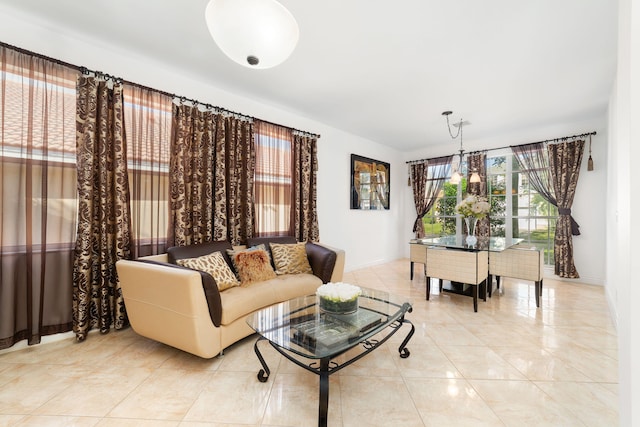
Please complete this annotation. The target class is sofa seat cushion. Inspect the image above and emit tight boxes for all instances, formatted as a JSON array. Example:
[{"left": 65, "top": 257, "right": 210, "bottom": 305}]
[{"left": 219, "top": 273, "right": 322, "bottom": 325}]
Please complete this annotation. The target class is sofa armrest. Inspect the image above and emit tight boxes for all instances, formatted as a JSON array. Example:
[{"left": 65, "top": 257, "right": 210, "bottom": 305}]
[
  {"left": 305, "top": 243, "right": 338, "bottom": 283},
  {"left": 119, "top": 259, "right": 223, "bottom": 327}
]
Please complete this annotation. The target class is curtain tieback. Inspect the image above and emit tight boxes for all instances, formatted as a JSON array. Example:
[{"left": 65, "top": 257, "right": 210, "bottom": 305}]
[{"left": 558, "top": 207, "right": 580, "bottom": 236}]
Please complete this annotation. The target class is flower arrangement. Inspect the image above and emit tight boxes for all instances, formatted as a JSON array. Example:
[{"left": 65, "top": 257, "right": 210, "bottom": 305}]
[
  {"left": 455, "top": 195, "right": 490, "bottom": 219},
  {"left": 316, "top": 282, "right": 362, "bottom": 314}
]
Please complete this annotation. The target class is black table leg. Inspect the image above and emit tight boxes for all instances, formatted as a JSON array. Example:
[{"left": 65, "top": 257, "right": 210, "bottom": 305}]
[
  {"left": 318, "top": 357, "right": 330, "bottom": 427},
  {"left": 398, "top": 319, "right": 414, "bottom": 358},
  {"left": 410, "top": 261, "right": 414, "bottom": 280},
  {"left": 254, "top": 337, "right": 270, "bottom": 382},
  {"left": 473, "top": 284, "right": 478, "bottom": 312}
]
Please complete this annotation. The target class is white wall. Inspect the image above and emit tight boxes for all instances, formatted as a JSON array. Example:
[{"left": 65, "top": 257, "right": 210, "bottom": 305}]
[
  {"left": 0, "top": 5, "right": 405, "bottom": 272},
  {"left": 609, "top": 0, "right": 640, "bottom": 424},
  {"left": 401, "top": 116, "right": 608, "bottom": 285}
]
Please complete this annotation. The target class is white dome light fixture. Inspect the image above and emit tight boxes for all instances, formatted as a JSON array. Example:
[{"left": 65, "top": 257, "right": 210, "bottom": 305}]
[{"left": 205, "top": 0, "right": 299, "bottom": 69}]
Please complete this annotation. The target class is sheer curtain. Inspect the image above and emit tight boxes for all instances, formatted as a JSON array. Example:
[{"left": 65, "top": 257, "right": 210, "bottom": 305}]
[
  {"left": 254, "top": 121, "right": 294, "bottom": 237},
  {"left": 0, "top": 46, "right": 79, "bottom": 349},
  {"left": 73, "top": 75, "right": 132, "bottom": 340},
  {"left": 123, "top": 86, "right": 172, "bottom": 257}
]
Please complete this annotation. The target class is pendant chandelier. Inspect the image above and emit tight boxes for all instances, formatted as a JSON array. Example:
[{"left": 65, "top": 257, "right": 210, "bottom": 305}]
[
  {"left": 442, "top": 111, "right": 480, "bottom": 184},
  {"left": 205, "top": 0, "right": 299, "bottom": 69}
]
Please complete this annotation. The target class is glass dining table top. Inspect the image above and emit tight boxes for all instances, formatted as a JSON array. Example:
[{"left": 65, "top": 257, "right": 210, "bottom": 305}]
[{"left": 411, "top": 235, "right": 524, "bottom": 252}]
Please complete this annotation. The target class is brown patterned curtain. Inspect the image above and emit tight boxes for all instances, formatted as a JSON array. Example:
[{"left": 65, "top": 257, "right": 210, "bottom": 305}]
[
  {"left": 222, "top": 115, "right": 255, "bottom": 245},
  {"left": 293, "top": 133, "right": 319, "bottom": 242},
  {"left": 411, "top": 161, "right": 429, "bottom": 237},
  {"left": 0, "top": 46, "right": 79, "bottom": 349},
  {"left": 168, "top": 104, "right": 215, "bottom": 246},
  {"left": 548, "top": 140, "right": 584, "bottom": 278},
  {"left": 73, "top": 76, "right": 132, "bottom": 340},
  {"left": 124, "top": 86, "right": 173, "bottom": 258},
  {"left": 466, "top": 152, "right": 489, "bottom": 237},
  {"left": 411, "top": 156, "right": 452, "bottom": 238}
]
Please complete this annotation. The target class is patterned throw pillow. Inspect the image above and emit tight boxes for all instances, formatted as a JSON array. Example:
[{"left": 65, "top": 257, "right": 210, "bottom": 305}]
[
  {"left": 270, "top": 242, "right": 313, "bottom": 275},
  {"left": 176, "top": 251, "right": 240, "bottom": 291},
  {"left": 233, "top": 249, "right": 276, "bottom": 286}
]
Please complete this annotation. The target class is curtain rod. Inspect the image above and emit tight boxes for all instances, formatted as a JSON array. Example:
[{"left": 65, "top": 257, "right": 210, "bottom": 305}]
[
  {"left": 406, "top": 131, "right": 596, "bottom": 165},
  {"left": 0, "top": 41, "right": 321, "bottom": 139}
]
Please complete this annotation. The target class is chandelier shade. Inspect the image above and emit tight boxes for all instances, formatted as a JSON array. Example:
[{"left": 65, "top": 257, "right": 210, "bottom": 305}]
[{"left": 205, "top": 0, "right": 299, "bottom": 69}]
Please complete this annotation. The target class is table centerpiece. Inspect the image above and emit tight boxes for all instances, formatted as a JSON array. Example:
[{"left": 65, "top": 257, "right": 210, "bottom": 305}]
[
  {"left": 316, "top": 282, "right": 362, "bottom": 314},
  {"left": 455, "top": 195, "right": 490, "bottom": 246}
]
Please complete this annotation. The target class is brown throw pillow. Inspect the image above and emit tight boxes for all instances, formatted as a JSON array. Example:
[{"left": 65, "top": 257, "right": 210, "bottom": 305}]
[
  {"left": 227, "top": 244, "right": 271, "bottom": 278},
  {"left": 233, "top": 249, "right": 276, "bottom": 286},
  {"left": 176, "top": 251, "right": 240, "bottom": 292},
  {"left": 270, "top": 242, "right": 313, "bottom": 275}
]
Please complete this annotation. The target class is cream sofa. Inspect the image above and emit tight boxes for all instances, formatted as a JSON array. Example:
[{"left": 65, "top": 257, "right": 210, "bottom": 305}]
[{"left": 116, "top": 237, "right": 345, "bottom": 358}]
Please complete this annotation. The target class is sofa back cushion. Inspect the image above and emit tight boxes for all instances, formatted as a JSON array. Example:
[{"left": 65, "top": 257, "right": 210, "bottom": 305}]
[
  {"left": 246, "top": 236, "right": 297, "bottom": 248},
  {"left": 168, "top": 240, "right": 234, "bottom": 267}
]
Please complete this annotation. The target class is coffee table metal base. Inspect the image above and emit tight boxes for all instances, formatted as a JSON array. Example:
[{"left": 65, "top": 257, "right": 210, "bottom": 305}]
[{"left": 253, "top": 316, "right": 415, "bottom": 427}]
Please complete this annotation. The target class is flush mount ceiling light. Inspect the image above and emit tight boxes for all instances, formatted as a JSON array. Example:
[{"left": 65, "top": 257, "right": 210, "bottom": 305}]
[
  {"left": 205, "top": 0, "right": 299, "bottom": 69},
  {"left": 442, "top": 111, "right": 479, "bottom": 184}
]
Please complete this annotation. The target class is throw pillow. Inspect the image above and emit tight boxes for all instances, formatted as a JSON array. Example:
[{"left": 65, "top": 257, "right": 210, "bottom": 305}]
[
  {"left": 270, "top": 242, "right": 313, "bottom": 275},
  {"left": 227, "top": 244, "right": 271, "bottom": 277},
  {"left": 176, "top": 251, "right": 240, "bottom": 292},
  {"left": 233, "top": 249, "right": 276, "bottom": 286}
]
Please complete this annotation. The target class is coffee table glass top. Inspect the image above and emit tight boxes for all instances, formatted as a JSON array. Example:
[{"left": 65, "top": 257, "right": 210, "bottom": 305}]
[
  {"left": 411, "top": 235, "right": 523, "bottom": 251},
  {"left": 246, "top": 287, "right": 412, "bottom": 359}
]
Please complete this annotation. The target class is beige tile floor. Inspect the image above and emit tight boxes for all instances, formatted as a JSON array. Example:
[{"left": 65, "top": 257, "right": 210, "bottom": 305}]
[{"left": 0, "top": 259, "right": 618, "bottom": 426}]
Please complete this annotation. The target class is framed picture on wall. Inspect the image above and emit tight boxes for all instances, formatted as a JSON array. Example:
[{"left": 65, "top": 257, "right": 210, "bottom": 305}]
[{"left": 350, "top": 154, "right": 390, "bottom": 210}]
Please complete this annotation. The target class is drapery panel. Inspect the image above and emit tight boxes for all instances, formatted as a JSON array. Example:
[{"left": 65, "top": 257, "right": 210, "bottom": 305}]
[
  {"left": 73, "top": 76, "right": 132, "bottom": 340},
  {"left": 169, "top": 105, "right": 255, "bottom": 247},
  {"left": 410, "top": 156, "right": 452, "bottom": 238},
  {"left": 168, "top": 104, "right": 215, "bottom": 246},
  {"left": 124, "top": 86, "right": 172, "bottom": 257},
  {"left": 410, "top": 162, "right": 428, "bottom": 237},
  {"left": 223, "top": 115, "right": 255, "bottom": 245},
  {"left": 0, "top": 46, "right": 79, "bottom": 349},
  {"left": 548, "top": 140, "right": 584, "bottom": 278},
  {"left": 466, "top": 152, "right": 490, "bottom": 237},
  {"left": 293, "top": 133, "right": 319, "bottom": 242}
]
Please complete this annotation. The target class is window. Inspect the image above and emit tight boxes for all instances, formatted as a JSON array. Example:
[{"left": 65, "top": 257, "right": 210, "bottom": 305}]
[
  {"left": 422, "top": 152, "right": 557, "bottom": 265},
  {"left": 254, "top": 122, "right": 293, "bottom": 236}
]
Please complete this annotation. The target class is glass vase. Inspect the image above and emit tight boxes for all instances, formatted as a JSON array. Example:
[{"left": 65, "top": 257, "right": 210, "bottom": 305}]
[{"left": 464, "top": 217, "right": 477, "bottom": 246}]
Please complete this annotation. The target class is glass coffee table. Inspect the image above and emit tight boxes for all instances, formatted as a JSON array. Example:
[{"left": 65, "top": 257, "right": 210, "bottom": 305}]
[{"left": 246, "top": 287, "right": 414, "bottom": 427}]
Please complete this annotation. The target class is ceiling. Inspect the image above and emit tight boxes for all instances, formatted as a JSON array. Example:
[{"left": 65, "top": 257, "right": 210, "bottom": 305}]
[{"left": 0, "top": 0, "right": 618, "bottom": 151}]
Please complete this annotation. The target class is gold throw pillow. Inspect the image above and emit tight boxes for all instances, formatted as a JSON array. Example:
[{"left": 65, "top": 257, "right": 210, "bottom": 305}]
[
  {"left": 270, "top": 242, "right": 313, "bottom": 275},
  {"left": 176, "top": 251, "right": 240, "bottom": 291}
]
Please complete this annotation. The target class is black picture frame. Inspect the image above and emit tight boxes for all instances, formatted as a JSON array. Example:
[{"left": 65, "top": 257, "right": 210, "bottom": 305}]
[{"left": 350, "top": 154, "right": 390, "bottom": 210}]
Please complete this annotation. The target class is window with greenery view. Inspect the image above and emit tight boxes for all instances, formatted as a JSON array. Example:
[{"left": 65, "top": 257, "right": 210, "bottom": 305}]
[{"left": 422, "top": 152, "right": 557, "bottom": 265}]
